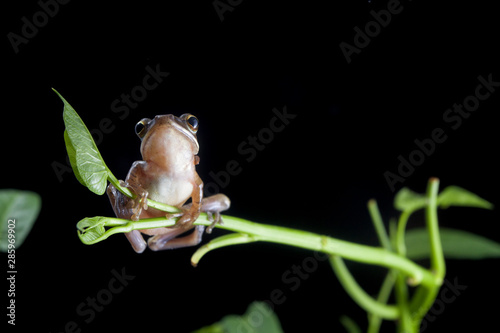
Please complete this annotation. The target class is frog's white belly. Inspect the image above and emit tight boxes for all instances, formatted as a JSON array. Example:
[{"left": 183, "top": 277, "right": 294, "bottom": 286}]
[{"left": 148, "top": 176, "right": 193, "bottom": 207}]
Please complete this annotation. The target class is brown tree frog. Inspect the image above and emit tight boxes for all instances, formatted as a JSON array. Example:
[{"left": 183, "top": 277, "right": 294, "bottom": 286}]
[{"left": 107, "top": 114, "right": 230, "bottom": 253}]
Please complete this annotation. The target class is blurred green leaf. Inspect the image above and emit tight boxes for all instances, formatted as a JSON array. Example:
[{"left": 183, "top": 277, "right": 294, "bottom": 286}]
[
  {"left": 0, "top": 190, "right": 41, "bottom": 251},
  {"left": 394, "top": 187, "right": 427, "bottom": 212},
  {"left": 406, "top": 227, "right": 500, "bottom": 260},
  {"left": 193, "top": 302, "right": 283, "bottom": 333},
  {"left": 192, "top": 324, "right": 224, "bottom": 333},
  {"left": 438, "top": 186, "right": 493, "bottom": 210},
  {"left": 395, "top": 185, "right": 493, "bottom": 213},
  {"left": 54, "top": 89, "right": 109, "bottom": 195}
]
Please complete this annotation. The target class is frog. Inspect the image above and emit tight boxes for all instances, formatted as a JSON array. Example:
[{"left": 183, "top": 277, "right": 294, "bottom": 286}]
[{"left": 107, "top": 113, "right": 230, "bottom": 253}]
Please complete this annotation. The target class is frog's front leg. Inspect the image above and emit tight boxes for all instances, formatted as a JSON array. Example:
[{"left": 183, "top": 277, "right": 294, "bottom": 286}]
[
  {"left": 119, "top": 161, "right": 150, "bottom": 221},
  {"left": 166, "top": 176, "right": 204, "bottom": 228}
]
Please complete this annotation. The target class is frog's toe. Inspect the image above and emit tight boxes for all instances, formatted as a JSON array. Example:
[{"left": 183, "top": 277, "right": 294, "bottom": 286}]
[
  {"left": 206, "top": 211, "right": 223, "bottom": 234},
  {"left": 164, "top": 212, "right": 184, "bottom": 228}
]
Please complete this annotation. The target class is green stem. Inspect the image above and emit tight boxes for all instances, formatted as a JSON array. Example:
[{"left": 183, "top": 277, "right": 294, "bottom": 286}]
[
  {"left": 367, "top": 199, "right": 395, "bottom": 332},
  {"left": 367, "top": 271, "right": 396, "bottom": 333},
  {"left": 225, "top": 216, "right": 437, "bottom": 286},
  {"left": 393, "top": 211, "right": 412, "bottom": 333},
  {"left": 340, "top": 315, "right": 362, "bottom": 333},
  {"left": 409, "top": 178, "right": 445, "bottom": 327},
  {"left": 78, "top": 213, "right": 438, "bottom": 288},
  {"left": 396, "top": 210, "right": 411, "bottom": 257},
  {"left": 368, "top": 199, "right": 391, "bottom": 251},
  {"left": 330, "top": 256, "right": 400, "bottom": 320},
  {"left": 191, "top": 233, "right": 258, "bottom": 266},
  {"left": 426, "top": 178, "right": 445, "bottom": 279},
  {"left": 394, "top": 274, "right": 413, "bottom": 333}
]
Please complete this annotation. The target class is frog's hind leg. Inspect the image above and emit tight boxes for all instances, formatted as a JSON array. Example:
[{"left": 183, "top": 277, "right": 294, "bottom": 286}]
[
  {"left": 148, "top": 194, "right": 230, "bottom": 251},
  {"left": 124, "top": 230, "right": 147, "bottom": 253},
  {"left": 148, "top": 225, "right": 205, "bottom": 251}
]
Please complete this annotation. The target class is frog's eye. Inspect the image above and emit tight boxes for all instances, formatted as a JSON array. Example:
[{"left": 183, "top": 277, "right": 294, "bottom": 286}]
[
  {"left": 182, "top": 114, "right": 199, "bottom": 133},
  {"left": 135, "top": 118, "right": 150, "bottom": 139}
]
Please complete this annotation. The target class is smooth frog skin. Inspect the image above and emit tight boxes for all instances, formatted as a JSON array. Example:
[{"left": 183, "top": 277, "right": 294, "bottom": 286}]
[{"left": 107, "top": 114, "right": 230, "bottom": 253}]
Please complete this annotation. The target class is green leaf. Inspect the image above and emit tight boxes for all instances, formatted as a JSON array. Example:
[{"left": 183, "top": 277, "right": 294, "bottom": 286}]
[
  {"left": 406, "top": 227, "right": 500, "bottom": 260},
  {"left": 54, "top": 89, "right": 109, "bottom": 195},
  {"left": 0, "top": 190, "right": 41, "bottom": 252},
  {"left": 394, "top": 187, "right": 427, "bottom": 212},
  {"left": 193, "top": 302, "right": 283, "bottom": 333},
  {"left": 64, "top": 130, "right": 85, "bottom": 186},
  {"left": 438, "top": 186, "right": 493, "bottom": 210},
  {"left": 77, "top": 216, "right": 108, "bottom": 244}
]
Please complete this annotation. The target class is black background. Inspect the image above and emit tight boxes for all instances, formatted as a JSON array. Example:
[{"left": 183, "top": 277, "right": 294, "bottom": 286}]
[{"left": 3, "top": 0, "right": 499, "bottom": 332}]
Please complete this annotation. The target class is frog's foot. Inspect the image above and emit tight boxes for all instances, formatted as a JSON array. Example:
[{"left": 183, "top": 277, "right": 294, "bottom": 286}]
[
  {"left": 167, "top": 208, "right": 199, "bottom": 230},
  {"left": 119, "top": 180, "right": 149, "bottom": 221},
  {"left": 198, "top": 194, "right": 230, "bottom": 233},
  {"left": 131, "top": 191, "right": 149, "bottom": 221},
  {"left": 164, "top": 211, "right": 184, "bottom": 224},
  {"left": 148, "top": 225, "right": 205, "bottom": 251},
  {"left": 206, "top": 211, "right": 223, "bottom": 234}
]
